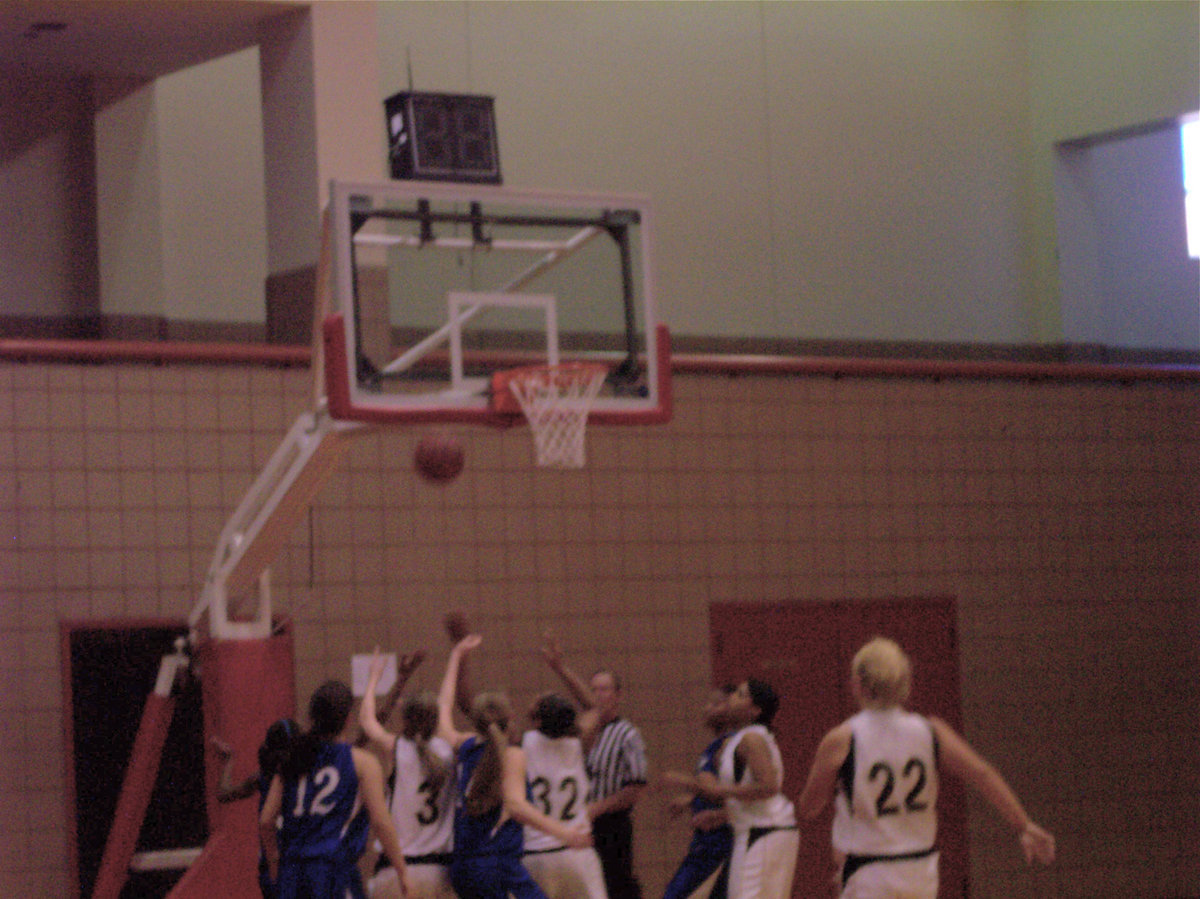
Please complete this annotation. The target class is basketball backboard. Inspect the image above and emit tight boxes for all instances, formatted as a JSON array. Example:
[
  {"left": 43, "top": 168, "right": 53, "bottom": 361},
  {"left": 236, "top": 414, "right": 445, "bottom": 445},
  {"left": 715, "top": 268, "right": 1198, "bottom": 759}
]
[{"left": 319, "top": 179, "right": 670, "bottom": 427}]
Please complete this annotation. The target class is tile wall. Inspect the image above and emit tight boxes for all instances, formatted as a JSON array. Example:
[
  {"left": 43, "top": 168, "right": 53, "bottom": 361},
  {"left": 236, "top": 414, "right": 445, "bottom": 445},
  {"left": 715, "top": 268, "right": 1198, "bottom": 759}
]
[{"left": 1, "top": 358, "right": 1197, "bottom": 897}]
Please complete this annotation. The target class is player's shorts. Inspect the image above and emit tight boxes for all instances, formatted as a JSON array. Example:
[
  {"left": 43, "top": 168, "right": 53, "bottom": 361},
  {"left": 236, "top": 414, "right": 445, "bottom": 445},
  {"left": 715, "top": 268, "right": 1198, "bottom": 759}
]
[
  {"left": 839, "top": 850, "right": 939, "bottom": 899},
  {"left": 450, "top": 851, "right": 547, "bottom": 899},
  {"left": 276, "top": 856, "right": 366, "bottom": 899},
  {"left": 368, "top": 860, "right": 456, "bottom": 899},
  {"left": 727, "top": 826, "right": 799, "bottom": 899},
  {"left": 662, "top": 828, "right": 732, "bottom": 899},
  {"left": 523, "top": 846, "right": 608, "bottom": 899}
]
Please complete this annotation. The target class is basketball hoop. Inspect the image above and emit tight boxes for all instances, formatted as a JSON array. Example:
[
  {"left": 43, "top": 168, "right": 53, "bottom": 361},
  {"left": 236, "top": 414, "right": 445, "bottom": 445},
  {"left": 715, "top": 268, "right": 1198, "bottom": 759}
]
[{"left": 492, "top": 362, "right": 608, "bottom": 468}]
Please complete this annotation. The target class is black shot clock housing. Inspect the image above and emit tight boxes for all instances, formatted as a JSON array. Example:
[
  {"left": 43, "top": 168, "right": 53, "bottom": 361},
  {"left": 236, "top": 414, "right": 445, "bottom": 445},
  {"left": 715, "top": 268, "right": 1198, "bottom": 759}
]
[{"left": 384, "top": 91, "right": 501, "bottom": 184}]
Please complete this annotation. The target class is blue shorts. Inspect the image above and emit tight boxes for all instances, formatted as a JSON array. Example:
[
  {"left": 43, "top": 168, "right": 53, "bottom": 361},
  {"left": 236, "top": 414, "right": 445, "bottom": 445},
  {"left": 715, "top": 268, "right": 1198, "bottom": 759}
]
[
  {"left": 276, "top": 856, "right": 366, "bottom": 899},
  {"left": 663, "top": 828, "right": 732, "bottom": 899},
  {"left": 450, "top": 852, "right": 547, "bottom": 899}
]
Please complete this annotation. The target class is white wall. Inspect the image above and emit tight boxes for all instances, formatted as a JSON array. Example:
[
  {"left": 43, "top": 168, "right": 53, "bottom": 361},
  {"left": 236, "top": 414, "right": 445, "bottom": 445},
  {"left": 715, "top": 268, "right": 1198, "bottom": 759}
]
[
  {"left": 156, "top": 47, "right": 267, "bottom": 326},
  {"left": 375, "top": 1, "right": 1198, "bottom": 349},
  {"left": 378, "top": 1, "right": 1031, "bottom": 344},
  {"left": 8, "top": 1, "right": 1199, "bottom": 350},
  {"left": 95, "top": 48, "right": 268, "bottom": 328}
]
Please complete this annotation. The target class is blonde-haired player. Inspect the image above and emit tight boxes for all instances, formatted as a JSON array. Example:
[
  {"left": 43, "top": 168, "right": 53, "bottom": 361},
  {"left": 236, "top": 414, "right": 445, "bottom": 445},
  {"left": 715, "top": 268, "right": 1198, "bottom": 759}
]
[{"left": 798, "top": 637, "right": 1056, "bottom": 899}]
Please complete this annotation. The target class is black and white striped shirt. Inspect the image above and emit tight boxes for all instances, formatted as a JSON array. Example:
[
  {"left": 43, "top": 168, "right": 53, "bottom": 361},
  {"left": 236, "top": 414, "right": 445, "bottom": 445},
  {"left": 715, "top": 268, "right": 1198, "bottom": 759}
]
[{"left": 585, "top": 717, "right": 648, "bottom": 803}]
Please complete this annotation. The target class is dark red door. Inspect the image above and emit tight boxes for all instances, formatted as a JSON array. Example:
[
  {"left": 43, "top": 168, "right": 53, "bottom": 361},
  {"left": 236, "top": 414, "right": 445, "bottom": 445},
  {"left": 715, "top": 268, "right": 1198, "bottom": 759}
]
[{"left": 709, "top": 596, "right": 967, "bottom": 898}]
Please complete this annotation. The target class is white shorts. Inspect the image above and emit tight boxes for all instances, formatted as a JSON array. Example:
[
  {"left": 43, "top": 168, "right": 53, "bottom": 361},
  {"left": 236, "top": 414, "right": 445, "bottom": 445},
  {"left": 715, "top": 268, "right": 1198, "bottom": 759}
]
[
  {"left": 523, "top": 847, "right": 609, "bottom": 899},
  {"left": 727, "top": 827, "right": 799, "bottom": 899},
  {"left": 840, "top": 852, "right": 939, "bottom": 899},
  {"left": 368, "top": 862, "right": 456, "bottom": 899}
]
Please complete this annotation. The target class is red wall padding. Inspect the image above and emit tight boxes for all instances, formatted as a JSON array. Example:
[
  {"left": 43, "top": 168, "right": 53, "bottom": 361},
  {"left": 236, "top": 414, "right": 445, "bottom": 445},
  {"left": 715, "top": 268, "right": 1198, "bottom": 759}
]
[{"left": 169, "top": 633, "right": 295, "bottom": 899}]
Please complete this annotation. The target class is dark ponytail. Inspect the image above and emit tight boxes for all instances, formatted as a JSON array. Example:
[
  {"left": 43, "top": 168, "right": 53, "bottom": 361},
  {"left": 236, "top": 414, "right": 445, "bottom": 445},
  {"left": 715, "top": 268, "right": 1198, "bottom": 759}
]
[
  {"left": 258, "top": 718, "right": 299, "bottom": 778},
  {"left": 282, "top": 680, "right": 353, "bottom": 780}
]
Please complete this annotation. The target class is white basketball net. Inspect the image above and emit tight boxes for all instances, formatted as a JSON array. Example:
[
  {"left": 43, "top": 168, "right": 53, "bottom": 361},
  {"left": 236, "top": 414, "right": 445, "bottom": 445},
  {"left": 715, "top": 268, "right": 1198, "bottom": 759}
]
[{"left": 505, "top": 363, "right": 608, "bottom": 468}]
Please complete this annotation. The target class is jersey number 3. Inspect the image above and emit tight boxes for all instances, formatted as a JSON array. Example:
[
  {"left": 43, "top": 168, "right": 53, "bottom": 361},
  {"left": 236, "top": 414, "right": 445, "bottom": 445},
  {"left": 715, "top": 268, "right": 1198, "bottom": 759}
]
[{"left": 416, "top": 779, "right": 442, "bottom": 825}]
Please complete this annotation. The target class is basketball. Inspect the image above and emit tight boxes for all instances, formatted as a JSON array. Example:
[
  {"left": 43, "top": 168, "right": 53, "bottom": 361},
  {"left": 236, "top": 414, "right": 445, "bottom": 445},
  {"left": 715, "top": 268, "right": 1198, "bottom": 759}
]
[
  {"left": 444, "top": 609, "right": 470, "bottom": 642},
  {"left": 414, "top": 431, "right": 465, "bottom": 483}
]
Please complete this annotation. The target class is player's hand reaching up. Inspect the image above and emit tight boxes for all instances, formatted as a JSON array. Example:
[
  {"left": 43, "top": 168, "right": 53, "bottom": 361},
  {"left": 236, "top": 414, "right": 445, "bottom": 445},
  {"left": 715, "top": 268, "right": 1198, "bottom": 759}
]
[
  {"left": 454, "top": 633, "right": 482, "bottom": 654},
  {"left": 366, "top": 646, "right": 388, "bottom": 688},
  {"left": 540, "top": 631, "right": 564, "bottom": 669},
  {"left": 398, "top": 650, "right": 425, "bottom": 679}
]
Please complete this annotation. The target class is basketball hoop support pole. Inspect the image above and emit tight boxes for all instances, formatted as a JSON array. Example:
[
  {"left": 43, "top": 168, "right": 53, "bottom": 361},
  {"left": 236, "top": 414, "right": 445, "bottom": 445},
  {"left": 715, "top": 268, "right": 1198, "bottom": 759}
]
[
  {"left": 90, "top": 643, "right": 189, "bottom": 899},
  {"left": 189, "top": 409, "right": 365, "bottom": 643}
]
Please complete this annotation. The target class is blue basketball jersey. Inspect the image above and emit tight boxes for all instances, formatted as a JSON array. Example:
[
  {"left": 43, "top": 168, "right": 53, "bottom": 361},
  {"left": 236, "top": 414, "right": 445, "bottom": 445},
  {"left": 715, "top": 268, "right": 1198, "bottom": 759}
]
[
  {"left": 692, "top": 733, "right": 728, "bottom": 816},
  {"left": 279, "top": 741, "right": 369, "bottom": 862},
  {"left": 454, "top": 736, "right": 523, "bottom": 858},
  {"left": 690, "top": 733, "right": 734, "bottom": 853}
]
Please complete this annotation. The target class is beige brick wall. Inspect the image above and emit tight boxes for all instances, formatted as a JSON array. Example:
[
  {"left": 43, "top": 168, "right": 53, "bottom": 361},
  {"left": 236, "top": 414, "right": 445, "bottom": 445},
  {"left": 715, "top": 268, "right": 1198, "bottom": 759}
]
[{"left": 1, "top": 359, "right": 1197, "bottom": 897}]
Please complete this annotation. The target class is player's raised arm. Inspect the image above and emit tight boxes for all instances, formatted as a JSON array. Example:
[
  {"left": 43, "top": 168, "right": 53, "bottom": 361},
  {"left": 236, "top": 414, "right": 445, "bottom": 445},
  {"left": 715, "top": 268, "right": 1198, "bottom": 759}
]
[
  {"left": 444, "top": 610, "right": 474, "bottom": 714},
  {"left": 211, "top": 736, "right": 259, "bottom": 803},
  {"left": 540, "top": 631, "right": 596, "bottom": 709},
  {"left": 359, "top": 647, "right": 399, "bottom": 752},
  {"left": 438, "top": 634, "right": 481, "bottom": 749}
]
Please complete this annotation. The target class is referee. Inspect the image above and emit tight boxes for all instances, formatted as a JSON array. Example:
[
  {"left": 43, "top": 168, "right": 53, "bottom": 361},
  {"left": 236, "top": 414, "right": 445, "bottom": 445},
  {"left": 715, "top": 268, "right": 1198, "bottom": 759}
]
[{"left": 542, "top": 636, "right": 649, "bottom": 899}]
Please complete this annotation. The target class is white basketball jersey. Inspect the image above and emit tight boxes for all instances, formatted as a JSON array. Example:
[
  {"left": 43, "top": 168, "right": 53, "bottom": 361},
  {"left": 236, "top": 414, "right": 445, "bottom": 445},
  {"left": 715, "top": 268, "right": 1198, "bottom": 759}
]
[
  {"left": 522, "top": 730, "right": 590, "bottom": 851},
  {"left": 832, "top": 708, "right": 939, "bottom": 858},
  {"left": 390, "top": 734, "right": 456, "bottom": 856},
  {"left": 719, "top": 724, "right": 797, "bottom": 830}
]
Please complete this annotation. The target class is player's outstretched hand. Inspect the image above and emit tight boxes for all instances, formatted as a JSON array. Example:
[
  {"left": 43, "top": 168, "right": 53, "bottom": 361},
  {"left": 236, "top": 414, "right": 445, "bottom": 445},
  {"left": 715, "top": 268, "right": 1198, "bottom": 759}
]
[
  {"left": 367, "top": 646, "right": 388, "bottom": 686},
  {"left": 210, "top": 736, "right": 233, "bottom": 759},
  {"left": 691, "top": 808, "right": 727, "bottom": 832},
  {"left": 661, "top": 770, "right": 700, "bottom": 793},
  {"left": 540, "top": 630, "right": 564, "bottom": 669},
  {"left": 666, "top": 792, "right": 690, "bottom": 817},
  {"left": 562, "top": 824, "right": 592, "bottom": 850},
  {"left": 454, "top": 633, "right": 482, "bottom": 654},
  {"left": 1020, "top": 822, "right": 1056, "bottom": 865},
  {"left": 398, "top": 650, "right": 426, "bottom": 679}
]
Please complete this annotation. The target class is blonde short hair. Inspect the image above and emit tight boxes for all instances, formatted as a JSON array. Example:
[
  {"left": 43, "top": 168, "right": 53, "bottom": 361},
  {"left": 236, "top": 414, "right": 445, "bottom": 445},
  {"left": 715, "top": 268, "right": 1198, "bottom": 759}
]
[{"left": 852, "top": 637, "right": 911, "bottom": 707}]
